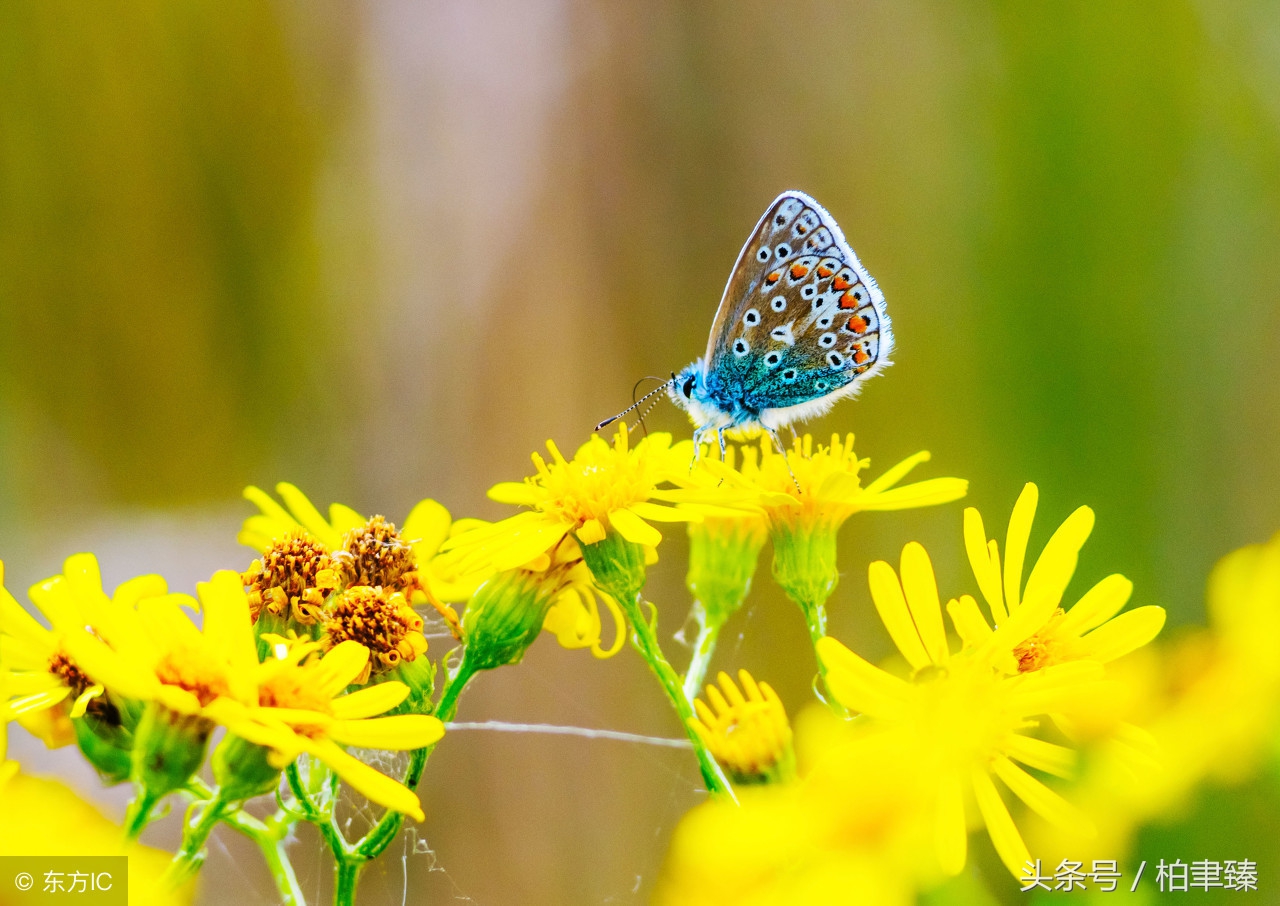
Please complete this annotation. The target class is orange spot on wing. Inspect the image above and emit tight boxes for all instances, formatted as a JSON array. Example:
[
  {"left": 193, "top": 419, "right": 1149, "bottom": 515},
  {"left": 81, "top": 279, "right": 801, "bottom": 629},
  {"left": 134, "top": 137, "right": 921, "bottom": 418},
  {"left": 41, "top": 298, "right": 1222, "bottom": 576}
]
[
  {"left": 789, "top": 264, "right": 810, "bottom": 279},
  {"left": 847, "top": 316, "right": 868, "bottom": 333},
  {"left": 766, "top": 270, "right": 782, "bottom": 285},
  {"left": 853, "top": 348, "right": 870, "bottom": 364},
  {"left": 832, "top": 276, "right": 851, "bottom": 291},
  {"left": 839, "top": 291, "right": 859, "bottom": 309},
  {"left": 816, "top": 265, "right": 833, "bottom": 278},
  {"left": 796, "top": 224, "right": 808, "bottom": 235}
]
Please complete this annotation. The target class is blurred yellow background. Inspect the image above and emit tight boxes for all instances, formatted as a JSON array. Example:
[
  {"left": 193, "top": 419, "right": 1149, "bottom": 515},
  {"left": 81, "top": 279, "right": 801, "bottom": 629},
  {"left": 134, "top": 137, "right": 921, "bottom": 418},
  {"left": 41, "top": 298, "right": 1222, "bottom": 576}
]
[{"left": 1, "top": 2, "right": 1278, "bottom": 903}]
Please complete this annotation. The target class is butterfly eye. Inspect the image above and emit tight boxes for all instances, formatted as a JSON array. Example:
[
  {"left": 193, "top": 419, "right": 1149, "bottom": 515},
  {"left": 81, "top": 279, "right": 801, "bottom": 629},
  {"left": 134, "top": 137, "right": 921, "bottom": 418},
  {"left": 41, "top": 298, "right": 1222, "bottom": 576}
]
[
  {"left": 775, "top": 244, "right": 790, "bottom": 259},
  {"left": 770, "top": 297, "right": 786, "bottom": 312},
  {"left": 733, "top": 339, "right": 750, "bottom": 357},
  {"left": 756, "top": 247, "right": 770, "bottom": 262},
  {"left": 682, "top": 375, "right": 696, "bottom": 398}
]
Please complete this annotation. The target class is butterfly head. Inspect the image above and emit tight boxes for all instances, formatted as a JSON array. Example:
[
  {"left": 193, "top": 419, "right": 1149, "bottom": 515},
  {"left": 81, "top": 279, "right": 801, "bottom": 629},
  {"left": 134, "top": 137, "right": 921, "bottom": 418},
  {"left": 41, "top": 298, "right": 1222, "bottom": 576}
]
[{"left": 668, "top": 359, "right": 735, "bottom": 433}]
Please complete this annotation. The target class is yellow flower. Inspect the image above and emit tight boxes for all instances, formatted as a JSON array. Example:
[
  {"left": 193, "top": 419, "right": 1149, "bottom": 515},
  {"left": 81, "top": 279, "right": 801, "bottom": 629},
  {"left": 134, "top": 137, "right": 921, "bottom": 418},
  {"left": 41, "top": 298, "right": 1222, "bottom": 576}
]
[
  {"left": 1027, "top": 529, "right": 1280, "bottom": 865},
  {"left": 655, "top": 728, "right": 924, "bottom": 906},
  {"left": 958, "top": 483, "right": 1166, "bottom": 674},
  {"left": 443, "top": 424, "right": 700, "bottom": 571},
  {"left": 240, "top": 482, "right": 477, "bottom": 633},
  {"left": 542, "top": 581, "right": 627, "bottom": 659},
  {"left": 210, "top": 637, "right": 444, "bottom": 821},
  {"left": 695, "top": 434, "right": 967, "bottom": 644},
  {"left": 816, "top": 540, "right": 1104, "bottom": 878},
  {"left": 699, "top": 433, "right": 967, "bottom": 531},
  {"left": 67, "top": 571, "right": 440, "bottom": 820},
  {"left": 0, "top": 555, "right": 167, "bottom": 744},
  {"left": 323, "top": 585, "right": 428, "bottom": 683},
  {"left": 689, "top": 670, "right": 794, "bottom": 785}
]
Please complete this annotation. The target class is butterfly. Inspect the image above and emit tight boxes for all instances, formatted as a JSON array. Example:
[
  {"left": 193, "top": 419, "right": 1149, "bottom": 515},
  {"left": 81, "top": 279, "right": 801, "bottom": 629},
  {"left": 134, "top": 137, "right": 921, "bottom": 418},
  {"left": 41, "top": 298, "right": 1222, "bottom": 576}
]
[{"left": 601, "top": 191, "right": 892, "bottom": 458}]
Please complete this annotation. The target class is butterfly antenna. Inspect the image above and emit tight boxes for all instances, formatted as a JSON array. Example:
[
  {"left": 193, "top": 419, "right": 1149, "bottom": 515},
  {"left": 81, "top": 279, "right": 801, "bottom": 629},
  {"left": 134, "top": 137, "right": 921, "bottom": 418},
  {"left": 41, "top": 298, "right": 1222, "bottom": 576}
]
[{"left": 596, "top": 376, "right": 676, "bottom": 432}]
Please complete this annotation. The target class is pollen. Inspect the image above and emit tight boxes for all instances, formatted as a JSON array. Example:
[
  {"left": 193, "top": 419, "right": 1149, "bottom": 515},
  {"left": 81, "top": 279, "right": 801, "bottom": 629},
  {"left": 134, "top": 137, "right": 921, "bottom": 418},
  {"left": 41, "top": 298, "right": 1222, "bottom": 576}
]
[
  {"left": 1012, "top": 608, "right": 1067, "bottom": 672},
  {"left": 49, "top": 650, "right": 121, "bottom": 725},
  {"left": 323, "top": 586, "right": 428, "bottom": 682},
  {"left": 243, "top": 531, "right": 337, "bottom": 624}
]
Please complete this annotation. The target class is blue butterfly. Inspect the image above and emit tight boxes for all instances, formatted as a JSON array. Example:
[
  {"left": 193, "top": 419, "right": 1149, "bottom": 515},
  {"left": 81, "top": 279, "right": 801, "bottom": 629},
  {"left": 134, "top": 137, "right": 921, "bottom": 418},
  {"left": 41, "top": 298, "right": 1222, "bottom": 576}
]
[{"left": 601, "top": 191, "right": 892, "bottom": 457}]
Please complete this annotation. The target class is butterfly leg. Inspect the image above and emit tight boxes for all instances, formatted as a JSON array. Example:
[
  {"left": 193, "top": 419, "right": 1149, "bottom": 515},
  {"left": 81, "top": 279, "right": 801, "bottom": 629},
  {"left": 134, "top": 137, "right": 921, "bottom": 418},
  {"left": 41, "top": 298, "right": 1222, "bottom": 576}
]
[
  {"left": 716, "top": 428, "right": 728, "bottom": 462},
  {"left": 690, "top": 428, "right": 706, "bottom": 468},
  {"left": 767, "top": 428, "right": 803, "bottom": 494}
]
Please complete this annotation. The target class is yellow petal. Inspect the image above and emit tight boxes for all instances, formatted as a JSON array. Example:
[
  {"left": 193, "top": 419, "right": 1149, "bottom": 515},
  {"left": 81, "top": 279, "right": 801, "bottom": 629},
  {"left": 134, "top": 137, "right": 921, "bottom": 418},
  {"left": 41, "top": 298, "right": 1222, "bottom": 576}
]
[
  {"left": 198, "top": 571, "right": 258, "bottom": 683},
  {"left": 862, "top": 450, "right": 931, "bottom": 494},
  {"left": 946, "top": 595, "right": 993, "bottom": 648},
  {"left": 1057, "top": 574, "right": 1133, "bottom": 636},
  {"left": 993, "top": 755, "right": 1095, "bottom": 837},
  {"left": 328, "top": 714, "right": 445, "bottom": 750},
  {"left": 1003, "top": 734, "right": 1076, "bottom": 778},
  {"left": 627, "top": 501, "right": 701, "bottom": 523},
  {"left": 1007, "top": 661, "right": 1105, "bottom": 715},
  {"left": 27, "top": 577, "right": 87, "bottom": 636},
  {"left": 275, "top": 482, "right": 341, "bottom": 549},
  {"left": 330, "top": 682, "right": 410, "bottom": 720},
  {"left": 868, "top": 561, "right": 930, "bottom": 670},
  {"left": 1003, "top": 483, "right": 1039, "bottom": 612},
  {"left": 63, "top": 632, "right": 160, "bottom": 701},
  {"left": 242, "top": 485, "right": 302, "bottom": 536},
  {"left": 328, "top": 503, "right": 367, "bottom": 535},
  {"left": 401, "top": 498, "right": 452, "bottom": 559},
  {"left": 971, "top": 767, "right": 1031, "bottom": 878},
  {"left": 0, "top": 584, "right": 54, "bottom": 651},
  {"left": 1022, "top": 506, "right": 1094, "bottom": 612},
  {"left": 935, "top": 768, "right": 967, "bottom": 875},
  {"left": 6, "top": 687, "right": 72, "bottom": 717},
  {"left": 964, "top": 508, "right": 1006, "bottom": 624},
  {"left": 900, "top": 543, "right": 948, "bottom": 665},
  {"left": 576, "top": 518, "right": 607, "bottom": 546},
  {"left": 608, "top": 508, "right": 663, "bottom": 547},
  {"left": 856, "top": 478, "right": 968, "bottom": 511},
  {"left": 1076, "top": 606, "right": 1166, "bottom": 662},
  {"left": 815, "top": 636, "right": 910, "bottom": 717},
  {"left": 111, "top": 574, "right": 169, "bottom": 609},
  {"left": 314, "top": 641, "right": 371, "bottom": 697},
  {"left": 487, "top": 482, "right": 539, "bottom": 506},
  {"left": 488, "top": 518, "right": 573, "bottom": 570},
  {"left": 304, "top": 737, "right": 424, "bottom": 821}
]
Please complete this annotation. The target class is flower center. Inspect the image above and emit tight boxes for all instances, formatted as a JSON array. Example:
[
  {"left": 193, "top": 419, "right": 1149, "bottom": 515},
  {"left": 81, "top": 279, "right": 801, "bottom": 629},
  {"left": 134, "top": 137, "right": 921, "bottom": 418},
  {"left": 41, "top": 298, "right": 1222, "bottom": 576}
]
[
  {"left": 1012, "top": 608, "right": 1067, "bottom": 673},
  {"left": 244, "top": 531, "right": 337, "bottom": 623},
  {"left": 323, "top": 586, "right": 427, "bottom": 678},
  {"left": 154, "top": 647, "right": 233, "bottom": 707},
  {"left": 335, "top": 517, "right": 417, "bottom": 591}
]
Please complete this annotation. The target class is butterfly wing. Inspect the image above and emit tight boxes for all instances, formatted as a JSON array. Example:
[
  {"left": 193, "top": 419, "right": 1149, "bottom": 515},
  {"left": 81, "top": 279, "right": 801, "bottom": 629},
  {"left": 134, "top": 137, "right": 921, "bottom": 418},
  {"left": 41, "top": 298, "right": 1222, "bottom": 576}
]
[{"left": 703, "top": 190, "right": 893, "bottom": 423}]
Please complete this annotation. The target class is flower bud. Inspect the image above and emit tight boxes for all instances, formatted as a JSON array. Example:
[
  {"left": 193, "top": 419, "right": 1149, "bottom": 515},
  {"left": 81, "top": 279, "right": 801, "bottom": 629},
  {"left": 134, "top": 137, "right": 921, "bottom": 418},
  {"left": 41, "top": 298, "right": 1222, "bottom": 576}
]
[{"left": 462, "top": 569, "right": 561, "bottom": 672}]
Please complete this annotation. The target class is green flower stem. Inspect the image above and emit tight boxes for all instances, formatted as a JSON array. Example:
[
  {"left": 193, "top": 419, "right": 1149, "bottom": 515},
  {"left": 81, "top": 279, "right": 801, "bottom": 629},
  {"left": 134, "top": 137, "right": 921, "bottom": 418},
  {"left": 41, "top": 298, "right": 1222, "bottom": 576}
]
[
  {"left": 335, "top": 860, "right": 362, "bottom": 906},
  {"left": 770, "top": 519, "right": 847, "bottom": 713},
  {"left": 222, "top": 809, "right": 307, "bottom": 906},
  {"left": 163, "top": 792, "right": 233, "bottom": 888},
  {"left": 616, "top": 591, "right": 733, "bottom": 797},
  {"left": 681, "top": 610, "right": 720, "bottom": 703},
  {"left": 122, "top": 788, "right": 164, "bottom": 842}
]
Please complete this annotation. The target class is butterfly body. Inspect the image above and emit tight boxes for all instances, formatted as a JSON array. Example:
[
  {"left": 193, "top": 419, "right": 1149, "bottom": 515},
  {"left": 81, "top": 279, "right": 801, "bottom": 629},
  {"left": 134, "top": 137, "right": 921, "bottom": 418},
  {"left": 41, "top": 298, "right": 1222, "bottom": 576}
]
[{"left": 670, "top": 190, "right": 893, "bottom": 452}]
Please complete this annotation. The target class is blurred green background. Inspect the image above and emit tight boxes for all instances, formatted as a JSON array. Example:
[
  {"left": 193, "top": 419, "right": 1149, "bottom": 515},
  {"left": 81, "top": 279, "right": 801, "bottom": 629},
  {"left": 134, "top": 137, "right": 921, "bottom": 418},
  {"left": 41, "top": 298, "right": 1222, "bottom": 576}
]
[{"left": 1, "top": 2, "right": 1278, "bottom": 903}]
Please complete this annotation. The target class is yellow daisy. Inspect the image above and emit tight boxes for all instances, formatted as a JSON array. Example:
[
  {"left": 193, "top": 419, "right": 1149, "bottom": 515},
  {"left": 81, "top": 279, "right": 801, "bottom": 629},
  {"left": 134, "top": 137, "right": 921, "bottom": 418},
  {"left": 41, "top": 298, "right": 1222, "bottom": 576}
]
[
  {"left": 0, "top": 554, "right": 166, "bottom": 745},
  {"left": 689, "top": 670, "right": 795, "bottom": 785},
  {"left": 694, "top": 434, "right": 966, "bottom": 645},
  {"left": 816, "top": 540, "right": 1104, "bottom": 877},
  {"left": 240, "top": 482, "right": 479, "bottom": 633},
  {"left": 957, "top": 483, "right": 1166, "bottom": 674},
  {"left": 442, "top": 423, "right": 701, "bottom": 572},
  {"left": 66, "top": 570, "right": 441, "bottom": 821}
]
